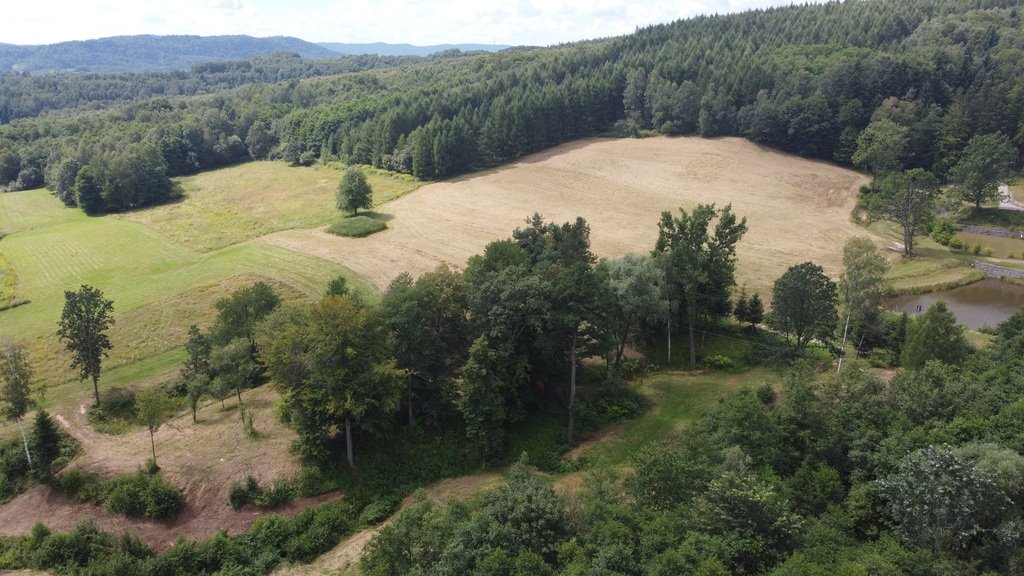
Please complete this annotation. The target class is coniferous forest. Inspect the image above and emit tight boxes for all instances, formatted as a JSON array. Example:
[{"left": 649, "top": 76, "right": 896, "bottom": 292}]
[{"left": 2, "top": 0, "right": 1024, "bottom": 211}]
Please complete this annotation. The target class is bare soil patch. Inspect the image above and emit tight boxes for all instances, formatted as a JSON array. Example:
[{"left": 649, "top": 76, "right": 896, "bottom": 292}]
[
  {"left": 260, "top": 137, "right": 871, "bottom": 295},
  {"left": 0, "top": 386, "right": 325, "bottom": 551}
]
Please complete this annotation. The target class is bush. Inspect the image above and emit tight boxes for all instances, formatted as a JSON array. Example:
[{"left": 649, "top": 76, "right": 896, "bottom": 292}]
[
  {"left": 930, "top": 218, "right": 956, "bottom": 246},
  {"left": 702, "top": 354, "right": 735, "bottom": 370},
  {"left": 51, "top": 470, "right": 183, "bottom": 521},
  {"left": 228, "top": 475, "right": 297, "bottom": 510},
  {"left": 326, "top": 216, "right": 387, "bottom": 238},
  {"left": 357, "top": 495, "right": 399, "bottom": 527},
  {"left": 106, "top": 472, "right": 183, "bottom": 521}
]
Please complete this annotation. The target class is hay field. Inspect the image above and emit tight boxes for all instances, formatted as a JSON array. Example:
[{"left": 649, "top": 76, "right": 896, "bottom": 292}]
[
  {"left": 263, "top": 137, "right": 873, "bottom": 294},
  {"left": 121, "top": 161, "right": 420, "bottom": 252}
]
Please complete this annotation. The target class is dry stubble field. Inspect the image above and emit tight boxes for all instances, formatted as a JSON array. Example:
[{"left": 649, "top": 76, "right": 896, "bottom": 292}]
[{"left": 263, "top": 136, "right": 873, "bottom": 295}]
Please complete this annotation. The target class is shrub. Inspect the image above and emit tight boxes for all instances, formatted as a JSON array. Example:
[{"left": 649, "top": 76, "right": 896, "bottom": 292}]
[
  {"left": 228, "top": 475, "right": 296, "bottom": 510},
  {"left": 948, "top": 237, "right": 964, "bottom": 251},
  {"left": 326, "top": 216, "right": 387, "bottom": 238},
  {"left": 53, "top": 470, "right": 183, "bottom": 521},
  {"left": 358, "top": 495, "right": 399, "bottom": 527},
  {"left": 702, "top": 354, "right": 735, "bottom": 370},
  {"left": 930, "top": 218, "right": 956, "bottom": 246}
]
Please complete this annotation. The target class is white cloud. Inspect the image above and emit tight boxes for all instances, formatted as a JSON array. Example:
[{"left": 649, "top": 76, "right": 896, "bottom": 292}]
[{"left": 2, "top": 0, "right": 826, "bottom": 46}]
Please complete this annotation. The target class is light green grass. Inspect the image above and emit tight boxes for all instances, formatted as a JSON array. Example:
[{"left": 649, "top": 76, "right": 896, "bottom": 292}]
[
  {"left": 121, "top": 161, "right": 420, "bottom": 252},
  {"left": 0, "top": 188, "right": 85, "bottom": 234},
  {"left": 583, "top": 370, "right": 777, "bottom": 466},
  {"left": 0, "top": 188, "right": 376, "bottom": 390},
  {"left": 327, "top": 215, "right": 387, "bottom": 238}
]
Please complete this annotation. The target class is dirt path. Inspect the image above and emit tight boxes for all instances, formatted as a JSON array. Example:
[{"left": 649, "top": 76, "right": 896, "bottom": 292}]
[
  {"left": 273, "top": 473, "right": 504, "bottom": 576},
  {"left": 0, "top": 386, "right": 330, "bottom": 551}
]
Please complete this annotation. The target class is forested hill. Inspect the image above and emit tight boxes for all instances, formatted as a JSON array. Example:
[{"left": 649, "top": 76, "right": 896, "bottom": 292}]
[
  {"left": 3, "top": 0, "right": 1024, "bottom": 214},
  {"left": 0, "top": 35, "right": 338, "bottom": 73},
  {"left": 318, "top": 42, "right": 513, "bottom": 56}
]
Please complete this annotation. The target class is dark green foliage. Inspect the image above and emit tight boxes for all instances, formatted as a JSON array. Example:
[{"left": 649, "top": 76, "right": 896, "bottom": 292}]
[
  {"left": 628, "top": 437, "right": 716, "bottom": 510},
  {"left": 880, "top": 445, "right": 1013, "bottom": 554},
  {"left": 950, "top": 132, "right": 1017, "bottom": 209},
  {"left": 336, "top": 168, "right": 373, "bottom": 215},
  {"left": 4, "top": 0, "right": 1019, "bottom": 226},
  {"left": 381, "top": 264, "right": 470, "bottom": 424},
  {"left": 690, "top": 472, "right": 803, "bottom": 574},
  {"left": 0, "top": 414, "right": 75, "bottom": 502},
  {"left": 769, "top": 262, "right": 838, "bottom": 350},
  {"left": 211, "top": 281, "right": 280, "bottom": 348},
  {"left": 901, "top": 301, "right": 970, "bottom": 368},
  {"left": 228, "top": 475, "right": 297, "bottom": 510},
  {"left": 259, "top": 294, "right": 403, "bottom": 466},
  {"left": 654, "top": 204, "right": 748, "bottom": 367},
  {"left": 30, "top": 410, "right": 66, "bottom": 479},
  {"left": 50, "top": 470, "right": 184, "bottom": 521},
  {"left": 73, "top": 166, "right": 105, "bottom": 216},
  {"left": 867, "top": 168, "right": 939, "bottom": 257},
  {"left": 325, "top": 215, "right": 387, "bottom": 237},
  {"left": 57, "top": 284, "right": 115, "bottom": 406}
]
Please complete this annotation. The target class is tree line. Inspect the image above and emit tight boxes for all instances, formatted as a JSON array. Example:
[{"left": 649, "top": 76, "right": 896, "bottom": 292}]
[{"left": 2, "top": 0, "right": 1023, "bottom": 215}]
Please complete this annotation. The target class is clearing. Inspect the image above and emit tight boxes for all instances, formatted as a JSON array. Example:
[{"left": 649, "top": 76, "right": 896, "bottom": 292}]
[
  {"left": 261, "top": 137, "right": 873, "bottom": 294},
  {"left": 121, "top": 162, "right": 420, "bottom": 252},
  {"left": 0, "top": 385, "right": 329, "bottom": 551}
]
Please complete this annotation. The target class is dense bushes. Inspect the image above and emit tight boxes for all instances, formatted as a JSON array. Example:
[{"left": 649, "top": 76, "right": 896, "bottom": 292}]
[
  {"left": 0, "top": 411, "right": 76, "bottom": 502},
  {"left": 228, "top": 475, "right": 297, "bottom": 510},
  {"left": 0, "top": 497, "right": 359, "bottom": 575},
  {"left": 50, "top": 470, "right": 184, "bottom": 521}
]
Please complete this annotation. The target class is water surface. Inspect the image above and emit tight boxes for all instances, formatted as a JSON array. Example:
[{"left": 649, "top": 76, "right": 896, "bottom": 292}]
[{"left": 889, "top": 278, "right": 1024, "bottom": 330}]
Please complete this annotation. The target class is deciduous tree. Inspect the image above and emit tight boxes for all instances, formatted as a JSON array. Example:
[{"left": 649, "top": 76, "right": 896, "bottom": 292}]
[
  {"left": 867, "top": 168, "right": 938, "bottom": 257},
  {"left": 0, "top": 342, "right": 35, "bottom": 466},
  {"left": 211, "top": 281, "right": 280, "bottom": 349},
  {"left": 769, "top": 262, "right": 838, "bottom": 350},
  {"left": 606, "top": 253, "right": 667, "bottom": 372},
  {"left": 337, "top": 168, "right": 373, "bottom": 215},
  {"left": 840, "top": 237, "right": 888, "bottom": 351},
  {"left": 880, "top": 445, "right": 1012, "bottom": 554},
  {"left": 852, "top": 119, "right": 907, "bottom": 185},
  {"left": 654, "top": 204, "right": 747, "bottom": 367},
  {"left": 135, "top": 386, "right": 174, "bottom": 469},
  {"left": 950, "top": 132, "right": 1016, "bottom": 210},
  {"left": 57, "top": 285, "right": 114, "bottom": 406},
  {"left": 901, "top": 301, "right": 970, "bottom": 368}
]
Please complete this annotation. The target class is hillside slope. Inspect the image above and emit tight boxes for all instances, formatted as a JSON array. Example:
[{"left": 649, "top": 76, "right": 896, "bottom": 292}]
[{"left": 0, "top": 35, "right": 337, "bottom": 73}]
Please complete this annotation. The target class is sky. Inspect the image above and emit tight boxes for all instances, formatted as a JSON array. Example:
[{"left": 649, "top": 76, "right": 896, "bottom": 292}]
[{"left": 5, "top": 0, "right": 825, "bottom": 47}]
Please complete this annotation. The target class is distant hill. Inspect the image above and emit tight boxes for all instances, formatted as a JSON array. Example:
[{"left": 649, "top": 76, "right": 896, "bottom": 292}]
[
  {"left": 0, "top": 35, "right": 339, "bottom": 73},
  {"left": 318, "top": 42, "right": 511, "bottom": 56}
]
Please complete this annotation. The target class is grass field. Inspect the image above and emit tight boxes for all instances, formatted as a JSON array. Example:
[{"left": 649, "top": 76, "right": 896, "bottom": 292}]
[
  {"left": 0, "top": 187, "right": 373, "bottom": 388},
  {"left": 121, "top": 162, "right": 420, "bottom": 252},
  {"left": 261, "top": 137, "right": 874, "bottom": 295}
]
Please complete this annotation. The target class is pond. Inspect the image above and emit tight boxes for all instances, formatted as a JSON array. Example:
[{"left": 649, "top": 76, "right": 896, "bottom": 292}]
[{"left": 889, "top": 278, "right": 1024, "bottom": 330}]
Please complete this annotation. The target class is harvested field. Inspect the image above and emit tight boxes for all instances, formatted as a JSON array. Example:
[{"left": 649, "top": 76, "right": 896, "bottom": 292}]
[{"left": 261, "top": 137, "right": 873, "bottom": 295}]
